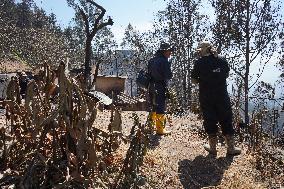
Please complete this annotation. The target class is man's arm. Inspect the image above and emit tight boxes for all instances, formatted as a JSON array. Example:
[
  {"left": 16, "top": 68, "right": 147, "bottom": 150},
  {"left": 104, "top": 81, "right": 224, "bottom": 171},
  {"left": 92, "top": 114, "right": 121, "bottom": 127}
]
[
  {"left": 191, "top": 61, "right": 200, "bottom": 84},
  {"left": 162, "top": 59, "right": 173, "bottom": 80},
  {"left": 219, "top": 56, "right": 230, "bottom": 78}
]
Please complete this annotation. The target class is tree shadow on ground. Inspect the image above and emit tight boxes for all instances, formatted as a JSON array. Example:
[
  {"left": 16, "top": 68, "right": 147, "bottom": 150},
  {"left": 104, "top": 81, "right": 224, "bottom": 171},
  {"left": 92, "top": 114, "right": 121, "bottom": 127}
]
[
  {"left": 148, "top": 134, "right": 162, "bottom": 149},
  {"left": 178, "top": 155, "right": 234, "bottom": 189}
]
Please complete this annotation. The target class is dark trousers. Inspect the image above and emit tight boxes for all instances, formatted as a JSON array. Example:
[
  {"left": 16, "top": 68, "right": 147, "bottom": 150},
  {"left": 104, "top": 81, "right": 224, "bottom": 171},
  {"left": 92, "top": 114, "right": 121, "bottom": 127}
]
[
  {"left": 148, "top": 82, "right": 167, "bottom": 114},
  {"left": 200, "top": 91, "right": 234, "bottom": 136}
]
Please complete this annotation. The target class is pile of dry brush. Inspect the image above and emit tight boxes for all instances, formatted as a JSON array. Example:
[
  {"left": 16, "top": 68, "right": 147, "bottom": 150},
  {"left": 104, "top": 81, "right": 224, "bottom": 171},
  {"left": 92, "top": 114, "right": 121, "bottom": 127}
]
[{"left": 0, "top": 63, "right": 151, "bottom": 188}]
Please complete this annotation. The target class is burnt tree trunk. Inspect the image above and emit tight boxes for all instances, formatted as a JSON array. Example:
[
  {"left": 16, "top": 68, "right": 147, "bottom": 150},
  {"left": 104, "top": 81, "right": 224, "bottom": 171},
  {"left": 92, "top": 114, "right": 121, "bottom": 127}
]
[
  {"left": 84, "top": 37, "right": 92, "bottom": 87},
  {"left": 244, "top": 0, "right": 250, "bottom": 129},
  {"left": 78, "top": 0, "right": 113, "bottom": 89}
]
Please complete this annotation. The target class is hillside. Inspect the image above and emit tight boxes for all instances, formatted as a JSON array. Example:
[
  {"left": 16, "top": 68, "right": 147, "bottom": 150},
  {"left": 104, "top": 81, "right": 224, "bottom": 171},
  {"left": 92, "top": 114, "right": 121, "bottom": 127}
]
[{"left": 93, "top": 111, "right": 283, "bottom": 189}]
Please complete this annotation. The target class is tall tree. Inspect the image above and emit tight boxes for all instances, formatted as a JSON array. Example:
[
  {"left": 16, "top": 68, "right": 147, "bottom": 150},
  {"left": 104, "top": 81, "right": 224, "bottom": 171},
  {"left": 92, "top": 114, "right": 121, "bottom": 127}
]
[
  {"left": 277, "top": 38, "right": 284, "bottom": 98},
  {"left": 0, "top": 0, "right": 70, "bottom": 67},
  {"left": 16, "top": 0, "right": 34, "bottom": 28},
  {"left": 0, "top": 0, "right": 17, "bottom": 23},
  {"left": 0, "top": 0, "right": 17, "bottom": 57},
  {"left": 92, "top": 27, "right": 117, "bottom": 82},
  {"left": 67, "top": 0, "right": 113, "bottom": 88},
  {"left": 121, "top": 24, "right": 154, "bottom": 95},
  {"left": 211, "top": 0, "right": 283, "bottom": 126},
  {"left": 121, "top": 24, "right": 153, "bottom": 64}
]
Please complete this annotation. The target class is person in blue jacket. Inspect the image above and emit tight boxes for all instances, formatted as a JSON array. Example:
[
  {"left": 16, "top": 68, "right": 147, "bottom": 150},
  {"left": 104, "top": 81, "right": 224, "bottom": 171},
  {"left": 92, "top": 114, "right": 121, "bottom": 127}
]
[
  {"left": 191, "top": 41, "right": 241, "bottom": 155},
  {"left": 148, "top": 42, "right": 173, "bottom": 135}
]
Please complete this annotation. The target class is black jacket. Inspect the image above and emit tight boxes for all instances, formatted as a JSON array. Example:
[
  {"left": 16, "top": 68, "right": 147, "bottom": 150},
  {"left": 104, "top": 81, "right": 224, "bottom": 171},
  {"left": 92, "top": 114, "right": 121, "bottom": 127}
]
[
  {"left": 191, "top": 55, "right": 229, "bottom": 95},
  {"left": 148, "top": 52, "right": 172, "bottom": 84}
]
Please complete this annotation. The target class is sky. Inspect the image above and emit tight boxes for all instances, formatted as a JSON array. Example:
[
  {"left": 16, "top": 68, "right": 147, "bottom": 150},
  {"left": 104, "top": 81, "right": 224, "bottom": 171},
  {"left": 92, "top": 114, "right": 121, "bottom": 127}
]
[
  {"left": 32, "top": 0, "right": 167, "bottom": 44},
  {"left": 22, "top": 0, "right": 283, "bottom": 90}
]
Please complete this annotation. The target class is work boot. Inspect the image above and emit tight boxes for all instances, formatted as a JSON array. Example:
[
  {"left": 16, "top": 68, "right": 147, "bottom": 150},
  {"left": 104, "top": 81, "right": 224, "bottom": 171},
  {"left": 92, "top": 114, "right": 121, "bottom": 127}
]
[
  {"left": 149, "top": 112, "right": 156, "bottom": 128},
  {"left": 156, "top": 114, "right": 171, "bottom": 135},
  {"left": 225, "top": 135, "right": 241, "bottom": 156},
  {"left": 204, "top": 135, "right": 217, "bottom": 155}
]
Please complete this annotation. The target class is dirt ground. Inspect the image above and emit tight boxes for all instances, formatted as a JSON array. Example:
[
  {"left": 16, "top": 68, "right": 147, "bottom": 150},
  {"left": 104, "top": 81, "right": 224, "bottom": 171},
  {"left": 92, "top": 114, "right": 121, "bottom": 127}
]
[{"left": 94, "top": 110, "right": 276, "bottom": 189}]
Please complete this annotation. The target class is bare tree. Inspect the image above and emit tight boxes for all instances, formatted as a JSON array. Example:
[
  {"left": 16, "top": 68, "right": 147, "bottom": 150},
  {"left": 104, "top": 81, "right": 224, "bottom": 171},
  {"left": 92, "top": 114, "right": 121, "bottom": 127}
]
[
  {"left": 121, "top": 24, "right": 155, "bottom": 95},
  {"left": 67, "top": 0, "right": 113, "bottom": 88},
  {"left": 277, "top": 39, "right": 284, "bottom": 98},
  {"left": 211, "top": 0, "right": 283, "bottom": 126}
]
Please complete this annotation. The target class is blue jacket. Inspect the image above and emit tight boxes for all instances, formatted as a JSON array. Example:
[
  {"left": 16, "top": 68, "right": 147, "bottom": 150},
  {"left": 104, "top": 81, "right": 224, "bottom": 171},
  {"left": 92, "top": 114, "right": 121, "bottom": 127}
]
[{"left": 148, "top": 52, "right": 173, "bottom": 84}]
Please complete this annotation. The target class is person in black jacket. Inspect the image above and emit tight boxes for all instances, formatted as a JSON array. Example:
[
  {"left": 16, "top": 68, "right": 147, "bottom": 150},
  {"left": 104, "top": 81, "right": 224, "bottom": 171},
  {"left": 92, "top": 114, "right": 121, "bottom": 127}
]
[
  {"left": 18, "top": 72, "right": 29, "bottom": 100},
  {"left": 191, "top": 41, "right": 241, "bottom": 155},
  {"left": 148, "top": 42, "right": 173, "bottom": 135}
]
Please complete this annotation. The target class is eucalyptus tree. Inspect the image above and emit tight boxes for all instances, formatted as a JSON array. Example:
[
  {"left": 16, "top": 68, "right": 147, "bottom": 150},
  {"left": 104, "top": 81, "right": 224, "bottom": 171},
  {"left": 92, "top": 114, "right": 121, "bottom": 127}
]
[
  {"left": 211, "top": 0, "right": 283, "bottom": 126},
  {"left": 92, "top": 27, "right": 117, "bottom": 83},
  {"left": 121, "top": 24, "right": 153, "bottom": 66},
  {"left": 0, "top": 0, "right": 16, "bottom": 57},
  {"left": 15, "top": 0, "right": 34, "bottom": 28},
  {"left": 32, "top": 7, "right": 50, "bottom": 29},
  {"left": 251, "top": 81, "right": 275, "bottom": 111},
  {"left": 121, "top": 24, "right": 154, "bottom": 95},
  {"left": 153, "top": 0, "right": 209, "bottom": 109},
  {"left": 277, "top": 38, "right": 284, "bottom": 94},
  {"left": 67, "top": 0, "right": 113, "bottom": 88},
  {"left": 24, "top": 28, "right": 69, "bottom": 66},
  {"left": 0, "top": 0, "right": 70, "bottom": 67},
  {"left": 0, "top": 0, "right": 17, "bottom": 23},
  {"left": 63, "top": 25, "right": 85, "bottom": 70},
  {"left": 33, "top": 6, "right": 60, "bottom": 32}
]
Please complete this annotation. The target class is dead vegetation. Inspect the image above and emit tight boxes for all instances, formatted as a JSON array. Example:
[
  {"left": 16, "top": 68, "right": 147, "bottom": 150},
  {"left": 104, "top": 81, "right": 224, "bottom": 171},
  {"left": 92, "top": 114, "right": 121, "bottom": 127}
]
[{"left": 0, "top": 63, "right": 152, "bottom": 188}]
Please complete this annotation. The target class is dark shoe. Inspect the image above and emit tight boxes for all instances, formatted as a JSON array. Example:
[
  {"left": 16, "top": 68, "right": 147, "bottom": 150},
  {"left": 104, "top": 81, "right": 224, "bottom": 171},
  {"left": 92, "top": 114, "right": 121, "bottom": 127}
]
[
  {"left": 225, "top": 135, "right": 241, "bottom": 156},
  {"left": 204, "top": 135, "right": 217, "bottom": 155}
]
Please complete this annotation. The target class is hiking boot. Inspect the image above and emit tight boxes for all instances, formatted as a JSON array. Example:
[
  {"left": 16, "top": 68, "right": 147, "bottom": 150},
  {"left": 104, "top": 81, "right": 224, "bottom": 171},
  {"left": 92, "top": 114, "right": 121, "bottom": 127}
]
[
  {"left": 225, "top": 135, "right": 241, "bottom": 156},
  {"left": 149, "top": 112, "right": 156, "bottom": 128},
  {"left": 204, "top": 135, "right": 217, "bottom": 155},
  {"left": 156, "top": 114, "right": 171, "bottom": 135}
]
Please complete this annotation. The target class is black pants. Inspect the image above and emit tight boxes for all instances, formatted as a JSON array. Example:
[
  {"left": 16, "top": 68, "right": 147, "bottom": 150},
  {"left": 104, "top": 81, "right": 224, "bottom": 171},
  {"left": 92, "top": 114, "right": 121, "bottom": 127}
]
[
  {"left": 148, "top": 82, "right": 167, "bottom": 114},
  {"left": 199, "top": 91, "right": 234, "bottom": 136}
]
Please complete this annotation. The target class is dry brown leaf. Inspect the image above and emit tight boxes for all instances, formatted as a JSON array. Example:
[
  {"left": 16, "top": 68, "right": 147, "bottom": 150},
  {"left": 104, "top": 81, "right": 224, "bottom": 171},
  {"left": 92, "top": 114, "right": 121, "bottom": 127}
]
[{"left": 67, "top": 152, "right": 78, "bottom": 167}]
